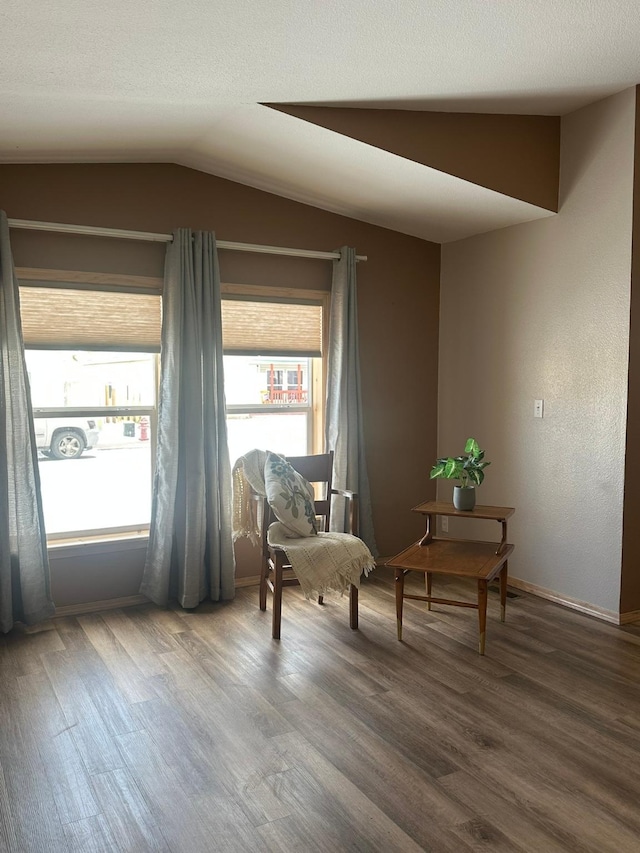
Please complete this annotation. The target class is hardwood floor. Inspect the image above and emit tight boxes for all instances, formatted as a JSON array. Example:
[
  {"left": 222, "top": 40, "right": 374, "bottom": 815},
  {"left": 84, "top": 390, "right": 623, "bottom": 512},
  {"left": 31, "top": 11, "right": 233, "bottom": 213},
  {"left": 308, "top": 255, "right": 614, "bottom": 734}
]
[{"left": 2, "top": 569, "right": 640, "bottom": 852}]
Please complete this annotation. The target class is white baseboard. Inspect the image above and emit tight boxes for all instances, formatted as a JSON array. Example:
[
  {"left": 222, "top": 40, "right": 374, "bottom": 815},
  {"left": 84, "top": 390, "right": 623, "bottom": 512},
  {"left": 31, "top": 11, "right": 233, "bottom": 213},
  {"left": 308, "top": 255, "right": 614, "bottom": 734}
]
[{"left": 507, "top": 576, "right": 620, "bottom": 624}]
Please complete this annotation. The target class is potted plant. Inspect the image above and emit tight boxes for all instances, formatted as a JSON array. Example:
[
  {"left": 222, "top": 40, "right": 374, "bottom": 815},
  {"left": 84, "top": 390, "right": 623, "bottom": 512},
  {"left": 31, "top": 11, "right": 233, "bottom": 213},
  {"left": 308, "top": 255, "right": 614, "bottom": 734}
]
[{"left": 430, "top": 438, "right": 490, "bottom": 511}]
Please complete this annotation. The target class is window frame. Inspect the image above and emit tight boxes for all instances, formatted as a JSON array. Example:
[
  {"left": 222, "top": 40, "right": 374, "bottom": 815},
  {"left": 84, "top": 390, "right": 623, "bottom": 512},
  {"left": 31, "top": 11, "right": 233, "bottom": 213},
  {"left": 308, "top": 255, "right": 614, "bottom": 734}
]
[
  {"left": 18, "top": 267, "right": 162, "bottom": 544},
  {"left": 221, "top": 282, "right": 329, "bottom": 457}
]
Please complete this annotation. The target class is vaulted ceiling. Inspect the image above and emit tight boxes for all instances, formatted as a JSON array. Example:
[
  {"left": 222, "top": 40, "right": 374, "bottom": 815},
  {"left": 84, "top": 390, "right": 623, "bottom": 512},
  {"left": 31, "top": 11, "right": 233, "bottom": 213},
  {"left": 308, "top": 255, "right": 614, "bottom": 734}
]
[{"left": 3, "top": 1, "right": 640, "bottom": 241}]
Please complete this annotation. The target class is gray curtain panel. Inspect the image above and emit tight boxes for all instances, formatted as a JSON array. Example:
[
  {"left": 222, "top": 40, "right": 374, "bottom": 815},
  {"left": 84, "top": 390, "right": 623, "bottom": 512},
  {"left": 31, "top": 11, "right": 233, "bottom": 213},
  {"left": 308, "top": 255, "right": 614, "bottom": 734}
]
[
  {"left": 325, "top": 247, "right": 378, "bottom": 557},
  {"left": 141, "top": 229, "right": 235, "bottom": 608},
  {"left": 0, "top": 211, "right": 55, "bottom": 633}
]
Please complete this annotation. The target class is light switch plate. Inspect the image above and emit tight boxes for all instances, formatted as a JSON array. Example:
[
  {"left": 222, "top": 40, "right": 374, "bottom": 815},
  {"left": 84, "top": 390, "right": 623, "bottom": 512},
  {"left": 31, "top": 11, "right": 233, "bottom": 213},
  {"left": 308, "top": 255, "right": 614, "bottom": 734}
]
[{"left": 534, "top": 399, "right": 544, "bottom": 418}]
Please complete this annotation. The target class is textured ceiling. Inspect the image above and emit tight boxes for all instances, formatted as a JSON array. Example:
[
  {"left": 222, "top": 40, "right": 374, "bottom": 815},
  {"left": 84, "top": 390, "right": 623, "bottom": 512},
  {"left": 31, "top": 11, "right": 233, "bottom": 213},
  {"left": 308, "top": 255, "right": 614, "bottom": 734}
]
[{"left": 2, "top": 1, "right": 640, "bottom": 241}]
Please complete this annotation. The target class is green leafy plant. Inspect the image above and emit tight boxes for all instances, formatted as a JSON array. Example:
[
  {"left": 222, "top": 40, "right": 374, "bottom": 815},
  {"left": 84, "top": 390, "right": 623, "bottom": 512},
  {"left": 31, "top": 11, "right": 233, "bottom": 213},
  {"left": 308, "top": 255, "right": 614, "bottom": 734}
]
[{"left": 430, "top": 438, "right": 490, "bottom": 488}]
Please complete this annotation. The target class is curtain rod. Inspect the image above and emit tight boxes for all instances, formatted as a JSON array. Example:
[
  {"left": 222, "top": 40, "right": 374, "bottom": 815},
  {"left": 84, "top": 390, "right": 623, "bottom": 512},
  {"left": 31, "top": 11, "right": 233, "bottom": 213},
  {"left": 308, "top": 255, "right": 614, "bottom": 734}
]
[{"left": 7, "top": 218, "right": 367, "bottom": 262}]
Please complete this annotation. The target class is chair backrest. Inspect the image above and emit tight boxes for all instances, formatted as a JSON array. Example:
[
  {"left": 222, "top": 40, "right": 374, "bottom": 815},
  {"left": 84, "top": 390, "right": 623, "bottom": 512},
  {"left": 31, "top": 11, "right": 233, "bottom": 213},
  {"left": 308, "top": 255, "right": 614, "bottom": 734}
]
[{"left": 285, "top": 451, "right": 334, "bottom": 532}]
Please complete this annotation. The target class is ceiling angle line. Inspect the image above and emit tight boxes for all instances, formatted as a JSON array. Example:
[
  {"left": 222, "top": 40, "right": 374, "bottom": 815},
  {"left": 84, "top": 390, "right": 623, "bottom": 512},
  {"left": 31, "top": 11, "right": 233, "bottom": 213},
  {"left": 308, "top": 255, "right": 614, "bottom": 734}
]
[{"left": 7, "top": 218, "right": 367, "bottom": 262}]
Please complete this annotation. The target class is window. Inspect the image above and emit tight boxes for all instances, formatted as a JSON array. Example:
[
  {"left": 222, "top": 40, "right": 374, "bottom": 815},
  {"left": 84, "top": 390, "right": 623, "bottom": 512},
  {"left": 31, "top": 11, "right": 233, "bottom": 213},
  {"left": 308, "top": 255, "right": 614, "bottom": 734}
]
[
  {"left": 286, "top": 369, "right": 302, "bottom": 390},
  {"left": 18, "top": 268, "right": 161, "bottom": 540},
  {"left": 221, "top": 284, "right": 328, "bottom": 465},
  {"left": 16, "top": 271, "right": 327, "bottom": 537},
  {"left": 267, "top": 368, "right": 284, "bottom": 390}
]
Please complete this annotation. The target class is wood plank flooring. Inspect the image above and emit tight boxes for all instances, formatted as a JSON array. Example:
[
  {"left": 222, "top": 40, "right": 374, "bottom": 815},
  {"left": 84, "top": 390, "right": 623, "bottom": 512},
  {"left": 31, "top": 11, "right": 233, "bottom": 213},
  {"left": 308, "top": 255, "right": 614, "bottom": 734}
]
[{"left": 2, "top": 569, "right": 640, "bottom": 851}]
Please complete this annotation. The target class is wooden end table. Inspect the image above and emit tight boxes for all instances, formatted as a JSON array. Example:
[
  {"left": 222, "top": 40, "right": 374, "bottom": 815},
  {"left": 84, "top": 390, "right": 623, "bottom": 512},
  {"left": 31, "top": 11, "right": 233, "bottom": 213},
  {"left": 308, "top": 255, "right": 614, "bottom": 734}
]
[{"left": 386, "top": 502, "right": 515, "bottom": 654}]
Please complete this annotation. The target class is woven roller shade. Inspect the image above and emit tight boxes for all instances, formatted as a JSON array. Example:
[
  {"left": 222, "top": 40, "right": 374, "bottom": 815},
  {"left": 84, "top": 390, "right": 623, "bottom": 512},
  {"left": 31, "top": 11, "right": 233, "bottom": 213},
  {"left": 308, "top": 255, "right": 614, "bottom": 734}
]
[
  {"left": 19, "top": 287, "right": 161, "bottom": 351},
  {"left": 222, "top": 299, "right": 322, "bottom": 356}
]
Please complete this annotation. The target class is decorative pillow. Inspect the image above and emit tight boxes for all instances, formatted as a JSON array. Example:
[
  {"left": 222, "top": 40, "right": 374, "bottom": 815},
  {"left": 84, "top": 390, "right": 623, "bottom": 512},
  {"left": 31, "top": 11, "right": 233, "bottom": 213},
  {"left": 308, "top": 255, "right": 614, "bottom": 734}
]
[{"left": 264, "top": 451, "right": 317, "bottom": 538}]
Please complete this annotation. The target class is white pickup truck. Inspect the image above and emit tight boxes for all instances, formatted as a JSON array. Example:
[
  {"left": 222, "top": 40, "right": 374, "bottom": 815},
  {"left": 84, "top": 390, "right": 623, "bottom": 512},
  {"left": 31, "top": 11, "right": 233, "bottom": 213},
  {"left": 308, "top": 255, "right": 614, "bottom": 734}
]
[{"left": 34, "top": 418, "right": 99, "bottom": 460}]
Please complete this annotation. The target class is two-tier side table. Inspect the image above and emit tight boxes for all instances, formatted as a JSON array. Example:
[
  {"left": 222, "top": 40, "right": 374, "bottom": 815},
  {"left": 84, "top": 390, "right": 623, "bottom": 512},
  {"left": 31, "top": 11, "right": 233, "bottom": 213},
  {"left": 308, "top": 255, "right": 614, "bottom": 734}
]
[{"left": 386, "top": 501, "right": 515, "bottom": 654}]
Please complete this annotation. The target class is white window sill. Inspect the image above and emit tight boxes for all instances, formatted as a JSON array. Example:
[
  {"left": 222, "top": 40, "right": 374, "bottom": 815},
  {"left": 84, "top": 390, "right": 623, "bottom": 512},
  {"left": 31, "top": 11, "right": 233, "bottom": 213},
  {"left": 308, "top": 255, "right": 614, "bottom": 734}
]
[{"left": 47, "top": 531, "right": 149, "bottom": 558}]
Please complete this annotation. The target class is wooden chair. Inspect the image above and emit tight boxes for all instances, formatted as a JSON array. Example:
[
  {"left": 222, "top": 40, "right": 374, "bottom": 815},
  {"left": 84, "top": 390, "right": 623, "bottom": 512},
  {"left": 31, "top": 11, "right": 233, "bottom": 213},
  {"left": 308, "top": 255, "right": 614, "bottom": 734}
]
[{"left": 257, "top": 451, "right": 360, "bottom": 639}]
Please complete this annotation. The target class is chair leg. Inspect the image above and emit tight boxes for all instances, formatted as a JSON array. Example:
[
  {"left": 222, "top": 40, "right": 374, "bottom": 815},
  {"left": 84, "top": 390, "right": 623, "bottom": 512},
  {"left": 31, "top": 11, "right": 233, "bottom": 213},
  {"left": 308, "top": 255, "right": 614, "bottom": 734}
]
[
  {"left": 272, "top": 557, "right": 283, "bottom": 640},
  {"left": 349, "top": 584, "right": 358, "bottom": 629},
  {"left": 259, "top": 555, "right": 269, "bottom": 612}
]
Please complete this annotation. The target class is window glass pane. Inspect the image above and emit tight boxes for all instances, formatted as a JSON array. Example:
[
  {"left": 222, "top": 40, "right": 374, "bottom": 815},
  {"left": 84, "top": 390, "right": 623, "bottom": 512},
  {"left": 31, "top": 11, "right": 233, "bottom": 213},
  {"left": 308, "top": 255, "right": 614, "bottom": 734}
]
[
  {"left": 227, "top": 412, "right": 308, "bottom": 467},
  {"left": 26, "top": 351, "right": 156, "bottom": 409},
  {"left": 224, "top": 355, "right": 310, "bottom": 406},
  {"left": 224, "top": 354, "right": 312, "bottom": 464},
  {"left": 38, "top": 426, "right": 152, "bottom": 534},
  {"left": 26, "top": 350, "right": 156, "bottom": 537}
]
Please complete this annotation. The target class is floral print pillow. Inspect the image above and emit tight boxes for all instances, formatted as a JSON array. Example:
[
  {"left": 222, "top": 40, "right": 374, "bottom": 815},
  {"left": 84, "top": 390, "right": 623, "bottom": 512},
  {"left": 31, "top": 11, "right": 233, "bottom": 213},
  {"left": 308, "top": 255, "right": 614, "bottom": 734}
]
[{"left": 264, "top": 451, "right": 318, "bottom": 538}]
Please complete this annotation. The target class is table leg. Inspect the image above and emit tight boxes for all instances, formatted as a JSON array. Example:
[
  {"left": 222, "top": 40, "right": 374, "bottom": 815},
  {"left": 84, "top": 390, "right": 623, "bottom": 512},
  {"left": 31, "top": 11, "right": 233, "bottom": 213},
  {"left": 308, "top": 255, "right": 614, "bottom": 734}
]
[
  {"left": 425, "top": 572, "right": 432, "bottom": 610},
  {"left": 419, "top": 513, "right": 434, "bottom": 545},
  {"left": 500, "top": 562, "right": 508, "bottom": 623},
  {"left": 478, "top": 579, "right": 488, "bottom": 655},
  {"left": 395, "top": 568, "right": 405, "bottom": 641}
]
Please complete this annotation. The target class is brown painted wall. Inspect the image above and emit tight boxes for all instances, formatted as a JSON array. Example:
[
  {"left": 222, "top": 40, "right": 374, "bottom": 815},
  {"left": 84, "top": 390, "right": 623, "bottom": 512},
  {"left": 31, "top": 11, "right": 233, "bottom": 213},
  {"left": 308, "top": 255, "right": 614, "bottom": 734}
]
[
  {"left": 621, "top": 86, "right": 640, "bottom": 616},
  {"left": 1, "top": 163, "right": 439, "bottom": 600},
  {"left": 270, "top": 105, "right": 560, "bottom": 211}
]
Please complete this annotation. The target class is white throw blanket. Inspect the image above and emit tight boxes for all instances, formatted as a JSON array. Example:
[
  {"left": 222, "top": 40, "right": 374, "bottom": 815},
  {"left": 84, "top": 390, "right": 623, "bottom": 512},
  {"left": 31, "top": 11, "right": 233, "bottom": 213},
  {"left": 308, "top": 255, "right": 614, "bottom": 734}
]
[
  {"left": 232, "top": 449, "right": 375, "bottom": 598},
  {"left": 232, "top": 449, "right": 268, "bottom": 547},
  {"left": 267, "top": 522, "right": 374, "bottom": 598}
]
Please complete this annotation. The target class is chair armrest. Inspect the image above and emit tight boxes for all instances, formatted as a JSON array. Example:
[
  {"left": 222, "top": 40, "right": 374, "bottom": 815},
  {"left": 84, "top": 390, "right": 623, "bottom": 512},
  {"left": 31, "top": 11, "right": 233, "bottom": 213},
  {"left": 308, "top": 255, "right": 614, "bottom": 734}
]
[
  {"left": 330, "top": 488, "right": 359, "bottom": 536},
  {"left": 332, "top": 488, "right": 358, "bottom": 500}
]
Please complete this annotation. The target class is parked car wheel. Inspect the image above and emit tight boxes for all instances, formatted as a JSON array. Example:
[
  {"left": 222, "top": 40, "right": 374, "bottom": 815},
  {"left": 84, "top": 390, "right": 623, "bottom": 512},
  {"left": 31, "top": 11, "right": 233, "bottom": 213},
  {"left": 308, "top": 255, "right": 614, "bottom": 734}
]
[{"left": 49, "top": 429, "right": 86, "bottom": 460}]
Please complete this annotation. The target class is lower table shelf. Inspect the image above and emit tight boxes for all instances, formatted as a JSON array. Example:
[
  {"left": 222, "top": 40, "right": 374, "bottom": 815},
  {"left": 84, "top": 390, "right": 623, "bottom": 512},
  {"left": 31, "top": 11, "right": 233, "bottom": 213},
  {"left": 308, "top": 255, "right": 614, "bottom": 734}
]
[{"left": 386, "top": 537, "right": 514, "bottom": 654}]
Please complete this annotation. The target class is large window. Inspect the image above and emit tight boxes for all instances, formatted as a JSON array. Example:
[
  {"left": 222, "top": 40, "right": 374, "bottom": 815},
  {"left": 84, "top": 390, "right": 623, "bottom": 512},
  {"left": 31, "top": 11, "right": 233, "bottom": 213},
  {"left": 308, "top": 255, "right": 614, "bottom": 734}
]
[
  {"left": 221, "top": 284, "right": 328, "bottom": 465},
  {"left": 17, "top": 271, "right": 326, "bottom": 539},
  {"left": 18, "top": 268, "right": 161, "bottom": 541}
]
